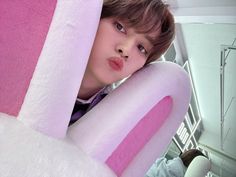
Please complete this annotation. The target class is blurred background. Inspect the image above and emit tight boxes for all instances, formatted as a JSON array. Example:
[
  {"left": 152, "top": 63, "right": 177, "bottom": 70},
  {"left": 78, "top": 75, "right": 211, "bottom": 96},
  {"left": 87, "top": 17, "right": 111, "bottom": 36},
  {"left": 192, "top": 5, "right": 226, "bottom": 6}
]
[{"left": 156, "top": 1, "right": 236, "bottom": 177}]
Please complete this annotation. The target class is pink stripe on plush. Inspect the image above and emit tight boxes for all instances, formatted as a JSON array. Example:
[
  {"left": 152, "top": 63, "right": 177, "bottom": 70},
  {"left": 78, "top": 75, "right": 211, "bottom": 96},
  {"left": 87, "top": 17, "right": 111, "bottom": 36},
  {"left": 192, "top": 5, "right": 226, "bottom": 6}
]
[{"left": 105, "top": 96, "right": 173, "bottom": 176}]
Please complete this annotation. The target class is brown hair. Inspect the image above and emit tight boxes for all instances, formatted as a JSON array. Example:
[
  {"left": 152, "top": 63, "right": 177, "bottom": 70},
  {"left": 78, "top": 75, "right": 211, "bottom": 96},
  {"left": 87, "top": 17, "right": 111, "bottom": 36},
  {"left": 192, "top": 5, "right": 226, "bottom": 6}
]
[
  {"left": 101, "top": 0, "right": 175, "bottom": 64},
  {"left": 180, "top": 149, "right": 206, "bottom": 167}
]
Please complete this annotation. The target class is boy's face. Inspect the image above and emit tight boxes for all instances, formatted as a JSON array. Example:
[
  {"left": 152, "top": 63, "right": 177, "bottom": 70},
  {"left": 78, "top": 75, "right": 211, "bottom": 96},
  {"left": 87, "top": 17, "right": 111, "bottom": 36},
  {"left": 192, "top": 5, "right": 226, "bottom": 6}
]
[{"left": 86, "top": 17, "right": 155, "bottom": 86}]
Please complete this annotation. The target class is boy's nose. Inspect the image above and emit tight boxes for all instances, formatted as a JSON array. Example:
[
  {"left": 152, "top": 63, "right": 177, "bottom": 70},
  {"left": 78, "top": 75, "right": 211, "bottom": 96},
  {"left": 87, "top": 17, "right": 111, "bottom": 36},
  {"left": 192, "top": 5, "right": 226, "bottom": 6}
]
[
  {"left": 117, "top": 48, "right": 128, "bottom": 59},
  {"left": 116, "top": 40, "right": 133, "bottom": 60}
]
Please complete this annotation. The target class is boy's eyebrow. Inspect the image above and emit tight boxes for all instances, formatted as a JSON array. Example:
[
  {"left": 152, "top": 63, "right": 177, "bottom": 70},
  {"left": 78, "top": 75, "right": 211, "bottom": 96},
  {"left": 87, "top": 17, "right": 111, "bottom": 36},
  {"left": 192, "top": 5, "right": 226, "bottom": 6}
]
[{"left": 145, "top": 35, "right": 156, "bottom": 45}]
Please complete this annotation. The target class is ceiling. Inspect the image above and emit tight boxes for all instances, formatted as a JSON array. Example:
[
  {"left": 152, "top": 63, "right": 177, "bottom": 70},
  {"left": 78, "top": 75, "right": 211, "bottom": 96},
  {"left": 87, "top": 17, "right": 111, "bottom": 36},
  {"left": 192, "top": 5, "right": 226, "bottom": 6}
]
[{"left": 166, "top": 0, "right": 236, "bottom": 176}]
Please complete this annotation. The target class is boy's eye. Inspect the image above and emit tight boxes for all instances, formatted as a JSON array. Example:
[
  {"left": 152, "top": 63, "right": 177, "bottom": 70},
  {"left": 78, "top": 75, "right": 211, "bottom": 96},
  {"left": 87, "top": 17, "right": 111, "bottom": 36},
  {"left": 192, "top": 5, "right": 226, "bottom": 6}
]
[
  {"left": 138, "top": 44, "right": 148, "bottom": 55},
  {"left": 115, "top": 22, "right": 126, "bottom": 33}
]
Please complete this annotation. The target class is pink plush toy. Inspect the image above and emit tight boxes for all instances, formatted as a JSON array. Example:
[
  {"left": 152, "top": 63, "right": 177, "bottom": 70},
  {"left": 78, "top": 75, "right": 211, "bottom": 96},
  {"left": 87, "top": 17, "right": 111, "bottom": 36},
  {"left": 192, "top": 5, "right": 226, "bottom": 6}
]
[{"left": 0, "top": 1, "right": 191, "bottom": 177}]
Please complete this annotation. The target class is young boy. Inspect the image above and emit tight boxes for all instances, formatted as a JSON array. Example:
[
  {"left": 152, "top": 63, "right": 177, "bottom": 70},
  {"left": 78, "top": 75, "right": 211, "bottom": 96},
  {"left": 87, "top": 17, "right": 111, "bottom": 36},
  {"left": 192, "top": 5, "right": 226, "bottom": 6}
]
[{"left": 70, "top": 0, "right": 175, "bottom": 125}]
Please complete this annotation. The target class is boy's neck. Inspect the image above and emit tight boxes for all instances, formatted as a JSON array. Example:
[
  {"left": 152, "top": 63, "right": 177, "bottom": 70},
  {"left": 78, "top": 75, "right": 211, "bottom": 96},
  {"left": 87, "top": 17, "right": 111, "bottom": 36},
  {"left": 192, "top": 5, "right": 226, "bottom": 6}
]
[
  {"left": 78, "top": 86, "right": 102, "bottom": 100},
  {"left": 78, "top": 75, "right": 105, "bottom": 100}
]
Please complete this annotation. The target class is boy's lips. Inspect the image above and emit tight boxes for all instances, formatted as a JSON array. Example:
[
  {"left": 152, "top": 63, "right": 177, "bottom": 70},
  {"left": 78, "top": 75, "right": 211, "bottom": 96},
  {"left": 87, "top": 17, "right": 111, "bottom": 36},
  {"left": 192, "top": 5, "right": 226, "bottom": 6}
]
[{"left": 107, "top": 57, "right": 124, "bottom": 71}]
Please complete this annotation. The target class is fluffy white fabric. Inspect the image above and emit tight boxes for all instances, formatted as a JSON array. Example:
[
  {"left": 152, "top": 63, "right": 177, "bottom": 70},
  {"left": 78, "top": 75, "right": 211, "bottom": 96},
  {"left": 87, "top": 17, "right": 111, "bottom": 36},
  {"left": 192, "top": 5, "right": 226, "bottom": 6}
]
[{"left": 0, "top": 113, "right": 116, "bottom": 177}]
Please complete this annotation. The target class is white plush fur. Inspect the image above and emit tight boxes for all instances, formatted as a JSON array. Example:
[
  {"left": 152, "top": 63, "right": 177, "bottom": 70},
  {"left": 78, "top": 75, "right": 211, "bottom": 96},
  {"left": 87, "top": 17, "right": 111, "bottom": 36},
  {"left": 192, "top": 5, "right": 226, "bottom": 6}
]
[{"left": 0, "top": 113, "right": 116, "bottom": 177}]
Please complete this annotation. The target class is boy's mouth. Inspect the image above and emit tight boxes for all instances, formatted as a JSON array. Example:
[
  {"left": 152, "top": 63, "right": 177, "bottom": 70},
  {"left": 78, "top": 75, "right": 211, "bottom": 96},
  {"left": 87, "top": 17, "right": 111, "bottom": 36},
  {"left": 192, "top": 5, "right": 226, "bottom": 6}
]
[{"left": 107, "top": 57, "right": 124, "bottom": 71}]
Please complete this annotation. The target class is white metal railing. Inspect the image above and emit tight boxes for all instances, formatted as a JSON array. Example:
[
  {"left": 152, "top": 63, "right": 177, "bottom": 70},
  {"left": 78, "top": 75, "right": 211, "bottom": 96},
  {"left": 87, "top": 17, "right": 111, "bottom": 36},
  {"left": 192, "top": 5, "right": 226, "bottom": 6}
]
[{"left": 220, "top": 44, "right": 236, "bottom": 150}]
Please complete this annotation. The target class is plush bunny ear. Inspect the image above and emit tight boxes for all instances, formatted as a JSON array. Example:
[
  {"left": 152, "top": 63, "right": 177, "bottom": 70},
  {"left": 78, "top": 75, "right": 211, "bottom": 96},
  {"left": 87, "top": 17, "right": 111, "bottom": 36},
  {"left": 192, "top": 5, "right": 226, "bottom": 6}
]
[
  {"left": 68, "top": 61, "right": 191, "bottom": 177},
  {"left": 14, "top": 0, "right": 102, "bottom": 138},
  {"left": 0, "top": 0, "right": 103, "bottom": 138}
]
